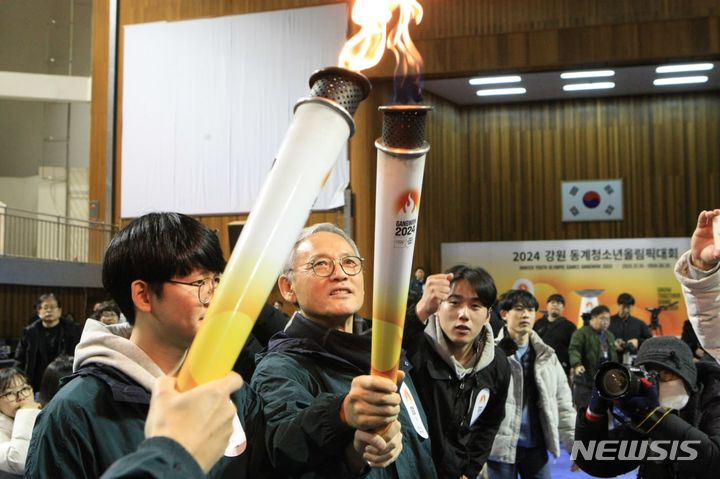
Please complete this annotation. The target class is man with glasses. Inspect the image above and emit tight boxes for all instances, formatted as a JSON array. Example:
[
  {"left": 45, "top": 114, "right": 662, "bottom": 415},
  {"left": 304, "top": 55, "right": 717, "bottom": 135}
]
[
  {"left": 251, "top": 223, "right": 438, "bottom": 478},
  {"left": 15, "top": 292, "right": 80, "bottom": 389},
  {"left": 26, "top": 212, "right": 272, "bottom": 478},
  {"left": 568, "top": 305, "right": 618, "bottom": 409}
]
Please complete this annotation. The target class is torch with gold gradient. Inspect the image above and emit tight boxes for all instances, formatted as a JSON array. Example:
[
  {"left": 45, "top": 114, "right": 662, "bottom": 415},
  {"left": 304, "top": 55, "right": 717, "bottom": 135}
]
[
  {"left": 371, "top": 105, "right": 431, "bottom": 381},
  {"left": 339, "top": 0, "right": 431, "bottom": 382},
  {"left": 176, "top": 68, "right": 371, "bottom": 391}
]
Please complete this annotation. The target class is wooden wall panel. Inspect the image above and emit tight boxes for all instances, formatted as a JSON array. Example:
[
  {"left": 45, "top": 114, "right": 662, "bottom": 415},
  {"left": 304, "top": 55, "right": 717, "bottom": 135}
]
[
  {"left": 415, "top": 0, "right": 720, "bottom": 39},
  {"left": 119, "top": 0, "right": 344, "bottom": 25},
  {"left": 0, "top": 285, "right": 108, "bottom": 340},
  {"left": 89, "top": 0, "right": 110, "bottom": 223},
  {"left": 369, "top": 18, "right": 720, "bottom": 78}
]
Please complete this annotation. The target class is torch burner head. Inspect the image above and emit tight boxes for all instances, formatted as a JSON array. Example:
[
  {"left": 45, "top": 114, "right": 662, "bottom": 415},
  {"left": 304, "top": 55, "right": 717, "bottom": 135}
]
[
  {"left": 295, "top": 67, "right": 371, "bottom": 137},
  {"left": 376, "top": 105, "right": 432, "bottom": 157}
]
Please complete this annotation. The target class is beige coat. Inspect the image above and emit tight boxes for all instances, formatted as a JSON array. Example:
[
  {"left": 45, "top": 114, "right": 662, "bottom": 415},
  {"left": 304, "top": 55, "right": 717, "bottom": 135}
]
[
  {"left": 674, "top": 250, "right": 720, "bottom": 364},
  {"left": 489, "top": 330, "right": 575, "bottom": 463}
]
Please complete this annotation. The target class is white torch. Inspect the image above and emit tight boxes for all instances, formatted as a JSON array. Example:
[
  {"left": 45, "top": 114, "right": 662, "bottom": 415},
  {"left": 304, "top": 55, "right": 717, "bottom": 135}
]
[
  {"left": 371, "top": 105, "right": 431, "bottom": 381},
  {"left": 177, "top": 68, "right": 371, "bottom": 390}
]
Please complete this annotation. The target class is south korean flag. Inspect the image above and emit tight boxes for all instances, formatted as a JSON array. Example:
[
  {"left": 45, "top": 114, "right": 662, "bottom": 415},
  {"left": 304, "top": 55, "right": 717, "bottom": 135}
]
[{"left": 561, "top": 179, "right": 623, "bottom": 222}]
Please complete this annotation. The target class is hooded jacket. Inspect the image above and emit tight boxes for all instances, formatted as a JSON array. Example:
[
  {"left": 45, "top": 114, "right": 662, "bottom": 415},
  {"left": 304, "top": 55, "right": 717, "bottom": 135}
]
[
  {"left": 489, "top": 329, "right": 575, "bottom": 463},
  {"left": 402, "top": 310, "right": 510, "bottom": 479},
  {"left": 674, "top": 250, "right": 720, "bottom": 364},
  {"left": 251, "top": 313, "right": 438, "bottom": 479},
  {"left": 25, "top": 319, "right": 268, "bottom": 479}
]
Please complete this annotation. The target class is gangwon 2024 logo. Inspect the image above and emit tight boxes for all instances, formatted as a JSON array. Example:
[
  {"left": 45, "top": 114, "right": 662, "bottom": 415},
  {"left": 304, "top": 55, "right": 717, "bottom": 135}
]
[{"left": 571, "top": 440, "right": 700, "bottom": 462}]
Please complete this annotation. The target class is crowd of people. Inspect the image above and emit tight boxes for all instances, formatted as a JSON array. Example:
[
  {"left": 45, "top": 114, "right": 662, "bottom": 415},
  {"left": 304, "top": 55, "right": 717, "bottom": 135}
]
[{"left": 0, "top": 208, "right": 719, "bottom": 478}]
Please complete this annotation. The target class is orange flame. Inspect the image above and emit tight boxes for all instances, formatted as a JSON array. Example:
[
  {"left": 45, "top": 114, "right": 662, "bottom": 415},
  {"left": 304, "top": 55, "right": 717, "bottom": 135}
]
[
  {"left": 387, "top": 1, "right": 424, "bottom": 81},
  {"left": 339, "top": 0, "right": 424, "bottom": 75}
]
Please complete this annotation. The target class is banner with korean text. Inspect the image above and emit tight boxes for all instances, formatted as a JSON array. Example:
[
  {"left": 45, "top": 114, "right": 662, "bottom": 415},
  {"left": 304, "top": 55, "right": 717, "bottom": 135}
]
[{"left": 442, "top": 238, "right": 690, "bottom": 336}]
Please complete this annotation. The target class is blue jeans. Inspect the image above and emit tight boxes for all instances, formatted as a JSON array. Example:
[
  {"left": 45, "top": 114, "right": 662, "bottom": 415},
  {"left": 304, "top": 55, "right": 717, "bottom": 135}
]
[{"left": 487, "top": 447, "right": 551, "bottom": 479}]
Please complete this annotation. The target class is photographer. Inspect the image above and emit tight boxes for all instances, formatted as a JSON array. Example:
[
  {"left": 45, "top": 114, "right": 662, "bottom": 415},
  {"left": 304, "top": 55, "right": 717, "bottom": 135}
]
[
  {"left": 574, "top": 337, "right": 720, "bottom": 478},
  {"left": 568, "top": 305, "right": 618, "bottom": 409},
  {"left": 674, "top": 209, "right": 720, "bottom": 365}
]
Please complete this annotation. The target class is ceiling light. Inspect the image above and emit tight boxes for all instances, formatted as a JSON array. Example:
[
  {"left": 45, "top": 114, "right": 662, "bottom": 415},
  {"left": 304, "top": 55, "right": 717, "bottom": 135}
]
[
  {"left": 656, "top": 63, "right": 714, "bottom": 74},
  {"left": 560, "top": 70, "right": 615, "bottom": 79},
  {"left": 563, "top": 82, "right": 615, "bottom": 91},
  {"left": 469, "top": 75, "right": 522, "bottom": 85},
  {"left": 653, "top": 76, "right": 709, "bottom": 86},
  {"left": 476, "top": 87, "right": 527, "bottom": 96}
]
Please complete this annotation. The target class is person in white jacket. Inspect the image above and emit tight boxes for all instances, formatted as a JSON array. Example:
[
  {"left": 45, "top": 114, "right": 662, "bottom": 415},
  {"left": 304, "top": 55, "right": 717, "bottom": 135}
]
[
  {"left": 487, "top": 290, "right": 575, "bottom": 479},
  {"left": 674, "top": 208, "right": 720, "bottom": 364},
  {"left": 0, "top": 367, "right": 40, "bottom": 476}
]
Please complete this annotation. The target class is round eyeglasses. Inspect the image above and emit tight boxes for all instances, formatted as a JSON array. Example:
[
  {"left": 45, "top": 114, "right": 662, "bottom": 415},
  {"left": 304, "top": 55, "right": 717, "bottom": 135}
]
[
  {"left": 0, "top": 385, "right": 32, "bottom": 402},
  {"left": 297, "top": 255, "right": 364, "bottom": 277},
  {"left": 167, "top": 276, "right": 221, "bottom": 305}
]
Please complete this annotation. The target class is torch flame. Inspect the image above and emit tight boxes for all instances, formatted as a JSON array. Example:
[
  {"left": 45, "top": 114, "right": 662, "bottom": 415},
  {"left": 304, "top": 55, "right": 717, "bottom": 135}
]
[
  {"left": 387, "top": 1, "right": 424, "bottom": 83},
  {"left": 339, "top": 0, "right": 424, "bottom": 75}
]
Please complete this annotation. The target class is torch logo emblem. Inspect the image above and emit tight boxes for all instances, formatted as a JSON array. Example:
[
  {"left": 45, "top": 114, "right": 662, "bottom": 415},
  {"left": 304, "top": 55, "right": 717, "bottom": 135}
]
[{"left": 396, "top": 190, "right": 420, "bottom": 215}]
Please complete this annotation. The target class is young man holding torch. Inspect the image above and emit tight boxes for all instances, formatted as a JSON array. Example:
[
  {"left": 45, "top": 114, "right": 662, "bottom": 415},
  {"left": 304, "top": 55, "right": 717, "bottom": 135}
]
[
  {"left": 251, "top": 223, "right": 437, "bottom": 478},
  {"left": 404, "top": 266, "right": 511, "bottom": 479},
  {"left": 26, "top": 213, "right": 273, "bottom": 479}
]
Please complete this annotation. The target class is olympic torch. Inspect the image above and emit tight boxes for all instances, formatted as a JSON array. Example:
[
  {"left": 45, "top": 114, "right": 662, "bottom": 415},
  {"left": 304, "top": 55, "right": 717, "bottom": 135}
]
[
  {"left": 177, "top": 67, "right": 371, "bottom": 390},
  {"left": 371, "top": 105, "right": 431, "bottom": 381}
]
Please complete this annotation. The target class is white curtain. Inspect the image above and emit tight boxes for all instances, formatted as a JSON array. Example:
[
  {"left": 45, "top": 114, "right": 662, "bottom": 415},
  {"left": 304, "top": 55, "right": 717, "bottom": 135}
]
[{"left": 121, "top": 4, "right": 349, "bottom": 218}]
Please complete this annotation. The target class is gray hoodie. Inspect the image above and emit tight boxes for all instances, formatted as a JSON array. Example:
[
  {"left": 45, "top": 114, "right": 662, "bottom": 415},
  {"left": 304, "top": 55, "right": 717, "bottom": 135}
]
[
  {"left": 73, "top": 319, "right": 163, "bottom": 391},
  {"left": 424, "top": 314, "right": 496, "bottom": 379}
]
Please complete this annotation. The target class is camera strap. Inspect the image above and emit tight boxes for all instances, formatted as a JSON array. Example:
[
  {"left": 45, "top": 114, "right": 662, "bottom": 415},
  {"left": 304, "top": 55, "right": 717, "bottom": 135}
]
[{"left": 632, "top": 406, "right": 673, "bottom": 434}]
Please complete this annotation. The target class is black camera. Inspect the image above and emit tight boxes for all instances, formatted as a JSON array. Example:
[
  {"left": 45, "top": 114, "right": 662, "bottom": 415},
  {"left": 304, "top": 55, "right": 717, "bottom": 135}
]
[{"left": 594, "top": 362, "right": 652, "bottom": 400}]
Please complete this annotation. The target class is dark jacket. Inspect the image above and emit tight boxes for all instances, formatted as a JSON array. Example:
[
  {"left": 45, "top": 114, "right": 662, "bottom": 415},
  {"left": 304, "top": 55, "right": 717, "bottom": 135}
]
[
  {"left": 568, "top": 326, "right": 618, "bottom": 384},
  {"left": 609, "top": 314, "right": 652, "bottom": 345},
  {"left": 533, "top": 315, "right": 576, "bottom": 372},
  {"left": 100, "top": 437, "right": 204, "bottom": 479},
  {"left": 25, "top": 364, "right": 268, "bottom": 479},
  {"left": 251, "top": 313, "right": 438, "bottom": 479},
  {"left": 14, "top": 317, "right": 80, "bottom": 389},
  {"left": 575, "top": 356, "right": 720, "bottom": 478},
  {"left": 403, "top": 306, "right": 510, "bottom": 479},
  {"left": 233, "top": 303, "right": 290, "bottom": 380}
]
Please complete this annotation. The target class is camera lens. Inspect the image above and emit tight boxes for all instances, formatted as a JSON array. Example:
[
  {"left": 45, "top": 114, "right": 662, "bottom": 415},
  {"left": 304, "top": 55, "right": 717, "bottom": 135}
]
[
  {"left": 595, "top": 361, "right": 641, "bottom": 400},
  {"left": 600, "top": 368, "right": 629, "bottom": 398}
]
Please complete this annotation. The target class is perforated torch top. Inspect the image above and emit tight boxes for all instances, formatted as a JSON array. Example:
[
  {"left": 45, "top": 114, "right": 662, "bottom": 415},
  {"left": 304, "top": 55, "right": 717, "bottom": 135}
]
[
  {"left": 377, "top": 105, "right": 432, "bottom": 153},
  {"left": 308, "top": 67, "right": 372, "bottom": 116}
]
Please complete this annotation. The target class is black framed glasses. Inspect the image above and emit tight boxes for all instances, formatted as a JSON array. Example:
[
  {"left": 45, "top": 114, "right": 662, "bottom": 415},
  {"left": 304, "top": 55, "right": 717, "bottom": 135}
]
[
  {"left": 167, "top": 276, "right": 221, "bottom": 305},
  {"left": 297, "top": 255, "right": 364, "bottom": 277},
  {"left": 0, "top": 385, "right": 32, "bottom": 402}
]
